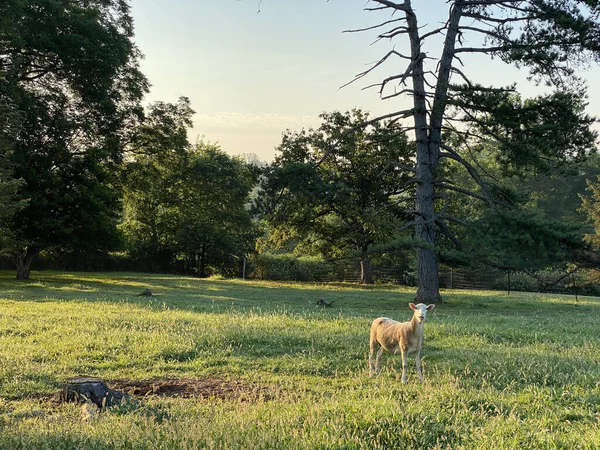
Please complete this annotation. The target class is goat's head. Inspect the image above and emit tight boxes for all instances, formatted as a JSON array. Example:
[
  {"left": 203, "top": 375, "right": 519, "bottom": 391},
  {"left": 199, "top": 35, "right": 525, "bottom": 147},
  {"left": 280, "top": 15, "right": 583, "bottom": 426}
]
[{"left": 409, "top": 302, "right": 435, "bottom": 323}]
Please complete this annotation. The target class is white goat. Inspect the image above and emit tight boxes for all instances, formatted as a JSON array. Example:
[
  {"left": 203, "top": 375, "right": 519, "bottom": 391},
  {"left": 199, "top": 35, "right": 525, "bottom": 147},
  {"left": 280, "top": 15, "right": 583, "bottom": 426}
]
[{"left": 369, "top": 303, "right": 435, "bottom": 383}]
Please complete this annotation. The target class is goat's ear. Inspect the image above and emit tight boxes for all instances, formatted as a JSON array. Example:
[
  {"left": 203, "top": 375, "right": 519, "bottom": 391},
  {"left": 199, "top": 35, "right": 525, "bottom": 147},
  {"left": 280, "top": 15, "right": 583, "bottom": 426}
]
[
  {"left": 409, "top": 303, "right": 417, "bottom": 310},
  {"left": 426, "top": 304, "right": 435, "bottom": 311}
]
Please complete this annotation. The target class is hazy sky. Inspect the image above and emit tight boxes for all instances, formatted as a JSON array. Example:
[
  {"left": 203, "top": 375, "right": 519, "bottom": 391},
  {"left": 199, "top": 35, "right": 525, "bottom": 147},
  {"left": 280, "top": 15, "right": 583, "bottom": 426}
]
[{"left": 129, "top": 0, "right": 600, "bottom": 162}]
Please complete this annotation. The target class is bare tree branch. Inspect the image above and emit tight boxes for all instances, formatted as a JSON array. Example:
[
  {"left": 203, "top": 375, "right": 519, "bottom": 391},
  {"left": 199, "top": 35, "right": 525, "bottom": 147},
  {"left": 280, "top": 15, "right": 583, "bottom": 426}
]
[
  {"left": 436, "top": 218, "right": 462, "bottom": 247},
  {"left": 439, "top": 143, "right": 497, "bottom": 210},
  {"left": 340, "top": 49, "right": 412, "bottom": 90},
  {"left": 436, "top": 182, "right": 490, "bottom": 203},
  {"left": 420, "top": 26, "right": 448, "bottom": 42},
  {"left": 369, "top": 0, "right": 410, "bottom": 12},
  {"left": 342, "top": 18, "right": 405, "bottom": 34}
]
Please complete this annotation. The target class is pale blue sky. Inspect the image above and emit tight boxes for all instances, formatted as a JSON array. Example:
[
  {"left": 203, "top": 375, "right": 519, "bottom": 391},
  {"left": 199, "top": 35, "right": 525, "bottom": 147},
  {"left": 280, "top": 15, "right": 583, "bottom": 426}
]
[{"left": 130, "top": 0, "right": 600, "bottom": 161}]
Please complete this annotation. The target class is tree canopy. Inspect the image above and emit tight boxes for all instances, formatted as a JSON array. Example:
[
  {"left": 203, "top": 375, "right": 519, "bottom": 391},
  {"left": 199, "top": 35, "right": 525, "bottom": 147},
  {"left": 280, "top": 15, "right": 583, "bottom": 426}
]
[
  {"left": 342, "top": 0, "right": 600, "bottom": 301},
  {"left": 0, "top": 0, "right": 148, "bottom": 278},
  {"left": 257, "top": 109, "right": 415, "bottom": 284},
  {"left": 121, "top": 99, "right": 258, "bottom": 276}
]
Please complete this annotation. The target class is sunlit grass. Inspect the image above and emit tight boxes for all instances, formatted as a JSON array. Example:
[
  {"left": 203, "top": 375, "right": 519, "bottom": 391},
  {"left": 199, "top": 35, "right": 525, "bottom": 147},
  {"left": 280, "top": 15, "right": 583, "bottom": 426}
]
[{"left": 0, "top": 270, "right": 599, "bottom": 449}]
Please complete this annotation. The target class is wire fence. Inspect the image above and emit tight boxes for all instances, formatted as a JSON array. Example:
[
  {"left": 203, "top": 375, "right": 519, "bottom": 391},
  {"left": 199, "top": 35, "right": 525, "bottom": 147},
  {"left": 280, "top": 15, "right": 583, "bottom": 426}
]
[{"left": 243, "top": 257, "right": 599, "bottom": 298}]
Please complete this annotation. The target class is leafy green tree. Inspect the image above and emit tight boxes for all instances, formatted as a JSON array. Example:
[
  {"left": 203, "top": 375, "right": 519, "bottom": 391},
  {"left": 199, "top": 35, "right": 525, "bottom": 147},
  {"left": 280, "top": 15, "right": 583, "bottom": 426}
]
[
  {"left": 120, "top": 97, "right": 196, "bottom": 271},
  {"left": 342, "top": 1, "right": 600, "bottom": 301},
  {"left": 257, "top": 110, "right": 414, "bottom": 284},
  {"left": 525, "top": 154, "right": 600, "bottom": 225},
  {"left": 0, "top": 154, "right": 25, "bottom": 254},
  {"left": 581, "top": 177, "right": 600, "bottom": 250},
  {"left": 0, "top": 0, "right": 148, "bottom": 279},
  {"left": 176, "top": 145, "right": 258, "bottom": 277},
  {"left": 0, "top": 91, "right": 26, "bottom": 253},
  {"left": 435, "top": 135, "right": 595, "bottom": 275},
  {"left": 574, "top": 175, "right": 600, "bottom": 281},
  {"left": 122, "top": 100, "right": 257, "bottom": 276}
]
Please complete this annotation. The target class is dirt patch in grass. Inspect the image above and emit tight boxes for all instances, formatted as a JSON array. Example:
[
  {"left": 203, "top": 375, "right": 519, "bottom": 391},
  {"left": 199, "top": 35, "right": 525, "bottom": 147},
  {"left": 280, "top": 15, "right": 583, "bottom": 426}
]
[
  {"left": 107, "top": 378, "right": 276, "bottom": 402},
  {"left": 9, "top": 378, "right": 276, "bottom": 404}
]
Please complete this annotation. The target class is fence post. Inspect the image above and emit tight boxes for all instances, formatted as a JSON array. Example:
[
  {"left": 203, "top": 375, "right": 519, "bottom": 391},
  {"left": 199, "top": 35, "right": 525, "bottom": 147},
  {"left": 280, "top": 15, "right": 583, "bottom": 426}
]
[
  {"left": 450, "top": 267, "right": 454, "bottom": 290},
  {"left": 242, "top": 257, "right": 247, "bottom": 280},
  {"left": 572, "top": 272, "right": 578, "bottom": 302},
  {"left": 507, "top": 270, "right": 511, "bottom": 296}
]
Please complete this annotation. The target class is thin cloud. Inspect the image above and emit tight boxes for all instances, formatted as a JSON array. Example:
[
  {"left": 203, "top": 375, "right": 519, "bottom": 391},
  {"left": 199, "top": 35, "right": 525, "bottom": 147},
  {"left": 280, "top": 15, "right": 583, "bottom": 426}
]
[
  {"left": 193, "top": 112, "right": 320, "bottom": 133},
  {"left": 190, "top": 112, "right": 324, "bottom": 160}
]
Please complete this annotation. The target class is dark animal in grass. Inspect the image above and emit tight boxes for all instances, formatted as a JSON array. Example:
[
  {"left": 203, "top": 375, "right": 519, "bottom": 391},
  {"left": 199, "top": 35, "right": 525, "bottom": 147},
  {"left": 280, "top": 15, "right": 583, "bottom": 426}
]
[
  {"left": 315, "top": 298, "right": 333, "bottom": 308},
  {"left": 136, "top": 289, "right": 154, "bottom": 297}
]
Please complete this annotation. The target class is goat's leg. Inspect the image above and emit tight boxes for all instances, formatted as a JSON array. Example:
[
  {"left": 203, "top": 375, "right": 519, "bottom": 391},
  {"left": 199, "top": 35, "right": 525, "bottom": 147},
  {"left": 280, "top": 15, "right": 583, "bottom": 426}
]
[
  {"left": 368, "top": 341, "right": 378, "bottom": 376},
  {"left": 375, "top": 347, "right": 384, "bottom": 375},
  {"left": 415, "top": 349, "right": 423, "bottom": 382},
  {"left": 401, "top": 349, "right": 408, "bottom": 384}
]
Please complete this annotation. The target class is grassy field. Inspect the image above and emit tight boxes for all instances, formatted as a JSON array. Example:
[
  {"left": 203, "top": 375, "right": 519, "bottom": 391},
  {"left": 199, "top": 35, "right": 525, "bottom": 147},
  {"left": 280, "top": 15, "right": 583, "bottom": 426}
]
[{"left": 0, "top": 271, "right": 599, "bottom": 449}]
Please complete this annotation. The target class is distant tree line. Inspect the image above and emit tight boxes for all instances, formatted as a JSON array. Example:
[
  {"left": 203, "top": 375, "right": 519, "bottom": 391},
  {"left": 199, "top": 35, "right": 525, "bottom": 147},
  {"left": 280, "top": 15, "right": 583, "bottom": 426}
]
[{"left": 2, "top": 0, "right": 600, "bottom": 290}]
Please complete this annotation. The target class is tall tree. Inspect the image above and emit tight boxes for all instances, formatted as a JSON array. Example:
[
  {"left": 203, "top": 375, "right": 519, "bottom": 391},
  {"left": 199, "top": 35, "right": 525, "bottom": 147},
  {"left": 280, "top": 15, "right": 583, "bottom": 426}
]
[
  {"left": 0, "top": 154, "right": 25, "bottom": 254},
  {"left": 0, "top": 0, "right": 148, "bottom": 278},
  {"left": 343, "top": 0, "right": 599, "bottom": 301},
  {"left": 120, "top": 98, "right": 194, "bottom": 272},
  {"left": 122, "top": 100, "right": 257, "bottom": 276},
  {"left": 177, "top": 144, "right": 258, "bottom": 277},
  {"left": 0, "top": 88, "right": 26, "bottom": 253},
  {"left": 258, "top": 110, "right": 414, "bottom": 284}
]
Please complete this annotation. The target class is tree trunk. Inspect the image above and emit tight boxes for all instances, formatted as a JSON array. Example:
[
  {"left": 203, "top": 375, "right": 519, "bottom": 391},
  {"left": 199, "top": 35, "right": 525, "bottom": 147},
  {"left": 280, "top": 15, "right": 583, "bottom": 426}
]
[
  {"left": 416, "top": 245, "right": 442, "bottom": 302},
  {"left": 62, "top": 376, "right": 129, "bottom": 408},
  {"left": 414, "top": 141, "right": 442, "bottom": 303},
  {"left": 404, "top": 5, "right": 443, "bottom": 303},
  {"left": 414, "top": 4, "right": 462, "bottom": 304},
  {"left": 406, "top": 1, "right": 462, "bottom": 304},
  {"left": 14, "top": 247, "right": 38, "bottom": 280},
  {"left": 198, "top": 244, "right": 206, "bottom": 278},
  {"left": 359, "top": 252, "right": 374, "bottom": 284}
]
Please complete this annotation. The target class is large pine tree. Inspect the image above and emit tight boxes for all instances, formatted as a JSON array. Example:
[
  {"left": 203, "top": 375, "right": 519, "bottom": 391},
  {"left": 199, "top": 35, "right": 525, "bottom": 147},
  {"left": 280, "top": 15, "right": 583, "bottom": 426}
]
[{"left": 343, "top": 0, "right": 600, "bottom": 301}]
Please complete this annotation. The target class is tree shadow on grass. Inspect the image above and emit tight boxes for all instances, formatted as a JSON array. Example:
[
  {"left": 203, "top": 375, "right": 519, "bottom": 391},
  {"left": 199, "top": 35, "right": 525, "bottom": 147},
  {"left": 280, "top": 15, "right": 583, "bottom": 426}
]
[{"left": 0, "top": 270, "right": 421, "bottom": 317}]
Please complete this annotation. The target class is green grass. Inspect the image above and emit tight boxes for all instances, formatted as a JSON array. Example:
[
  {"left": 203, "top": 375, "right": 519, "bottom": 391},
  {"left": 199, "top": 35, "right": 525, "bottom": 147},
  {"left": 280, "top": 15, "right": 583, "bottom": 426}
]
[{"left": 0, "top": 270, "right": 599, "bottom": 449}]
